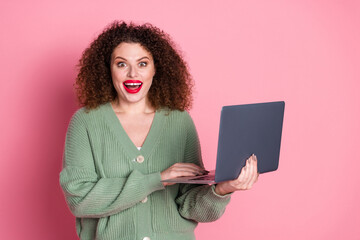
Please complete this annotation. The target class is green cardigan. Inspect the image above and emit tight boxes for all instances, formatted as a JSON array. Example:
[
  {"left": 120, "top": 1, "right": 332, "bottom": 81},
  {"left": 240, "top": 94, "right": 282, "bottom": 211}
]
[{"left": 60, "top": 103, "right": 231, "bottom": 240}]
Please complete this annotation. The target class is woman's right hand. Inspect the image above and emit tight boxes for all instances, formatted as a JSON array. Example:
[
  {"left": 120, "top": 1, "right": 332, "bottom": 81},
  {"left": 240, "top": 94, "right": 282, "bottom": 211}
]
[{"left": 161, "top": 163, "right": 208, "bottom": 186}]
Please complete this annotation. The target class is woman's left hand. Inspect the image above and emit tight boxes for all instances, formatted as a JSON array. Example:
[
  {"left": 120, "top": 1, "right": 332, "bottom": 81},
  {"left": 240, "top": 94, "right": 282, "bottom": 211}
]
[{"left": 214, "top": 154, "right": 259, "bottom": 196}]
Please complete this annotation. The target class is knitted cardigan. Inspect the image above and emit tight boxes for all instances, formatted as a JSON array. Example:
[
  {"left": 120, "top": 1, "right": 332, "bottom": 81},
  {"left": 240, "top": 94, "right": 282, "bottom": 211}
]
[{"left": 60, "top": 102, "right": 231, "bottom": 240}]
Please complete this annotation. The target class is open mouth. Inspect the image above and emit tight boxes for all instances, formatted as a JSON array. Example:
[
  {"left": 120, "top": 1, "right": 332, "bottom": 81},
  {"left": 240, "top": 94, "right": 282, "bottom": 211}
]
[{"left": 123, "top": 80, "right": 143, "bottom": 94}]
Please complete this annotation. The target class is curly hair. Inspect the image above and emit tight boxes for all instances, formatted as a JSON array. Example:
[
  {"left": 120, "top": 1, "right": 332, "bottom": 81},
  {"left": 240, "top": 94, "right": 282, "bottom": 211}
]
[{"left": 75, "top": 21, "right": 193, "bottom": 111}]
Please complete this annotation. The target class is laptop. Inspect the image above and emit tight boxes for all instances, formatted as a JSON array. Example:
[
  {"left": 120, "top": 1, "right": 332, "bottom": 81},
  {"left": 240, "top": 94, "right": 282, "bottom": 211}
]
[{"left": 161, "top": 101, "right": 285, "bottom": 184}]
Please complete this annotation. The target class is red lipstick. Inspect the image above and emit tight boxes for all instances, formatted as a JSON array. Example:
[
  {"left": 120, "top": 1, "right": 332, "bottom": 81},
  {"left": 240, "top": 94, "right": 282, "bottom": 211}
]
[{"left": 123, "top": 80, "right": 143, "bottom": 94}]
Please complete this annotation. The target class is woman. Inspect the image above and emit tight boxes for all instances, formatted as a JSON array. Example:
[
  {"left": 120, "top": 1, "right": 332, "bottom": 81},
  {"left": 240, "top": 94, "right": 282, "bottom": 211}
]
[{"left": 60, "top": 21, "right": 259, "bottom": 240}]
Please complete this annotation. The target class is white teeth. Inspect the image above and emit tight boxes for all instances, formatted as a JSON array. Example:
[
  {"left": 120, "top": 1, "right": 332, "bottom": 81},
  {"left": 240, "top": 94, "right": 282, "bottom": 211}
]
[{"left": 124, "top": 83, "right": 142, "bottom": 86}]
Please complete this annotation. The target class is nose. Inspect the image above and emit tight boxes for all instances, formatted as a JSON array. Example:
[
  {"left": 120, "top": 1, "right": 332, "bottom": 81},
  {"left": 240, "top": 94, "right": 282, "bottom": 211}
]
[{"left": 127, "top": 65, "right": 138, "bottom": 78}]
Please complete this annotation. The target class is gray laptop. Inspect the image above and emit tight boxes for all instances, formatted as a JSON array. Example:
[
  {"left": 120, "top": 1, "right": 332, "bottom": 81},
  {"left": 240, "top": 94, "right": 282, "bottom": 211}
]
[{"left": 161, "top": 101, "right": 285, "bottom": 184}]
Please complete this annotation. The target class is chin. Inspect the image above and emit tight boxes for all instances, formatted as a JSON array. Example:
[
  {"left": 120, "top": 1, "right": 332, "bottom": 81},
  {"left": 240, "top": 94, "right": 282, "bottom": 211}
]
[{"left": 124, "top": 95, "right": 147, "bottom": 104}]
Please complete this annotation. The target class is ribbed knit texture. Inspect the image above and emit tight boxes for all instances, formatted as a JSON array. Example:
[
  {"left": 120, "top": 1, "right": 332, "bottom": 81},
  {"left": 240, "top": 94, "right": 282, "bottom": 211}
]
[{"left": 60, "top": 102, "right": 231, "bottom": 240}]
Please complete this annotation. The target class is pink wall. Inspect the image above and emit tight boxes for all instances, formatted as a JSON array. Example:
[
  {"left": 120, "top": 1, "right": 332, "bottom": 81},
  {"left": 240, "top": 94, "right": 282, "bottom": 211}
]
[{"left": 1, "top": 0, "right": 359, "bottom": 239}]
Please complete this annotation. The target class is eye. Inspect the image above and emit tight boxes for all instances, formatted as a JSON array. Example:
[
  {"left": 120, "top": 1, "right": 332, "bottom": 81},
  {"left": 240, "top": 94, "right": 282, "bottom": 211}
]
[
  {"left": 139, "top": 62, "right": 148, "bottom": 67},
  {"left": 117, "top": 62, "right": 127, "bottom": 68}
]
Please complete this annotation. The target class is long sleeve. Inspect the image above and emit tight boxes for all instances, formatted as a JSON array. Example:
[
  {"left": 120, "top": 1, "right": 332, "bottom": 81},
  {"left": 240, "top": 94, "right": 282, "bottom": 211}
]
[
  {"left": 175, "top": 112, "right": 232, "bottom": 222},
  {"left": 59, "top": 111, "right": 164, "bottom": 218}
]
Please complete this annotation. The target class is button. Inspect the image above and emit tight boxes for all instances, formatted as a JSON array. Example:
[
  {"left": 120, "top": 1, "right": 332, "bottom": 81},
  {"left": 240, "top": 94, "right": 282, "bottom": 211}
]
[
  {"left": 136, "top": 155, "right": 144, "bottom": 163},
  {"left": 141, "top": 197, "right": 148, "bottom": 203},
  {"left": 143, "top": 237, "right": 150, "bottom": 240}
]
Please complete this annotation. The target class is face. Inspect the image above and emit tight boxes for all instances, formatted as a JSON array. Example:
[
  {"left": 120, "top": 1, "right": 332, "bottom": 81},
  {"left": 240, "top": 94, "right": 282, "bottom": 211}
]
[{"left": 110, "top": 42, "right": 156, "bottom": 106}]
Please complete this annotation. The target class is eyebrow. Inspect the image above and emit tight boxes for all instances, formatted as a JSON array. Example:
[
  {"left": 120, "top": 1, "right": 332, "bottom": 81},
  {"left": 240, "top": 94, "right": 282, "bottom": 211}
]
[{"left": 114, "top": 56, "right": 150, "bottom": 61}]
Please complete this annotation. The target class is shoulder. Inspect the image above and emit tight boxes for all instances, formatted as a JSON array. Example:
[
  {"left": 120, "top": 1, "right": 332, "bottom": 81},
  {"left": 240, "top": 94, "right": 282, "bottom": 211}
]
[
  {"left": 158, "top": 109, "right": 194, "bottom": 125},
  {"left": 157, "top": 109, "right": 197, "bottom": 136},
  {"left": 68, "top": 103, "right": 108, "bottom": 128},
  {"left": 165, "top": 109, "right": 191, "bottom": 118}
]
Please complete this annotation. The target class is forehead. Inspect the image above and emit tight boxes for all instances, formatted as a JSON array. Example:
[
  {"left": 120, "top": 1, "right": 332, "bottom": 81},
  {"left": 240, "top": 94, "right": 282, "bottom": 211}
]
[{"left": 112, "top": 42, "right": 153, "bottom": 60}]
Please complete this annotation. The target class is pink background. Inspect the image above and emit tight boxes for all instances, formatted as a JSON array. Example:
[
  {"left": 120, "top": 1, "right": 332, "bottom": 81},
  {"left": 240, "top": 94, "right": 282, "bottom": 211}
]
[{"left": 1, "top": 0, "right": 359, "bottom": 239}]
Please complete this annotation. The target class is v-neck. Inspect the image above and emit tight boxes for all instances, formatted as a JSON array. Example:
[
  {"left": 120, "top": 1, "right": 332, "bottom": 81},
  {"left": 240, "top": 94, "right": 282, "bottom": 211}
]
[{"left": 102, "top": 102, "right": 165, "bottom": 159}]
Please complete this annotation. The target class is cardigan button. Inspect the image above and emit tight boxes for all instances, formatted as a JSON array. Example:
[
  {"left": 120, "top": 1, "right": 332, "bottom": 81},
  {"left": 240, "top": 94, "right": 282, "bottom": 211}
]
[
  {"left": 136, "top": 155, "right": 145, "bottom": 163},
  {"left": 141, "top": 197, "right": 148, "bottom": 203},
  {"left": 143, "top": 237, "right": 150, "bottom": 240}
]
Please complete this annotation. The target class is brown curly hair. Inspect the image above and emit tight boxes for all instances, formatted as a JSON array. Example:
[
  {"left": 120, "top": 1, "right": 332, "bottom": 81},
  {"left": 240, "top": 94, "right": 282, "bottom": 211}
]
[{"left": 75, "top": 21, "right": 193, "bottom": 111}]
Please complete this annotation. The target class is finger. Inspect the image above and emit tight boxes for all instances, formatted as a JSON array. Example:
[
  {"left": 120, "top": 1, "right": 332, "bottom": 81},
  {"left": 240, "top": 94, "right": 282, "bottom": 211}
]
[
  {"left": 174, "top": 167, "right": 206, "bottom": 176},
  {"left": 173, "top": 163, "right": 206, "bottom": 171},
  {"left": 236, "top": 164, "right": 246, "bottom": 184},
  {"left": 253, "top": 155, "right": 259, "bottom": 183},
  {"left": 171, "top": 167, "right": 201, "bottom": 176},
  {"left": 248, "top": 156, "right": 258, "bottom": 187},
  {"left": 244, "top": 155, "right": 254, "bottom": 188},
  {"left": 237, "top": 164, "right": 246, "bottom": 183},
  {"left": 161, "top": 167, "right": 199, "bottom": 182},
  {"left": 173, "top": 163, "right": 207, "bottom": 174},
  {"left": 172, "top": 170, "right": 199, "bottom": 177},
  {"left": 186, "top": 163, "right": 208, "bottom": 174},
  {"left": 164, "top": 170, "right": 198, "bottom": 179},
  {"left": 164, "top": 164, "right": 206, "bottom": 180},
  {"left": 255, "top": 173, "right": 259, "bottom": 183},
  {"left": 235, "top": 158, "right": 251, "bottom": 189},
  {"left": 254, "top": 154, "right": 258, "bottom": 172}
]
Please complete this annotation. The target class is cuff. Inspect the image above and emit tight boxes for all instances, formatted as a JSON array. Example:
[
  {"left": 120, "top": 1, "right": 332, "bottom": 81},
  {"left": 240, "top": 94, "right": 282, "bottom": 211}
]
[
  {"left": 144, "top": 172, "right": 165, "bottom": 193},
  {"left": 210, "top": 184, "right": 233, "bottom": 199}
]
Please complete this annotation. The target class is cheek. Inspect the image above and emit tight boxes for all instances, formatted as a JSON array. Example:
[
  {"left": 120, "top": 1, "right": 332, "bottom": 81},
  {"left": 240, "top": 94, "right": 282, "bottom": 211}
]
[
  {"left": 145, "top": 69, "right": 156, "bottom": 80},
  {"left": 111, "top": 70, "right": 126, "bottom": 82},
  {"left": 111, "top": 74, "right": 124, "bottom": 90},
  {"left": 139, "top": 72, "right": 152, "bottom": 83}
]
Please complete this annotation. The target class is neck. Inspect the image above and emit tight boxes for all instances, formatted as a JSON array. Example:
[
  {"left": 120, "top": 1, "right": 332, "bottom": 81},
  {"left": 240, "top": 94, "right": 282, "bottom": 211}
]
[{"left": 111, "top": 97, "right": 155, "bottom": 114}]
